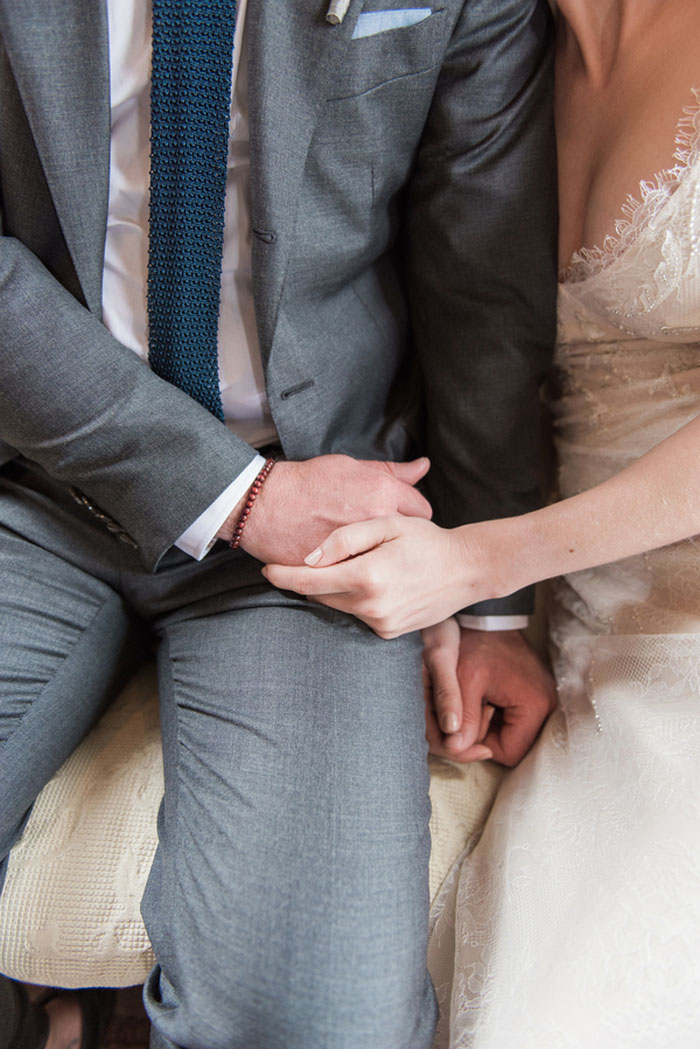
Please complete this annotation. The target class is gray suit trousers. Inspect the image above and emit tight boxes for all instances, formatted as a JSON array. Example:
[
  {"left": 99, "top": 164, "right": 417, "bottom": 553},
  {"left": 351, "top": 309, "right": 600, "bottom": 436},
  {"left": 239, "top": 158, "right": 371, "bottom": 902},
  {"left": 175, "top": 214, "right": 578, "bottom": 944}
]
[{"left": 0, "top": 460, "right": 437, "bottom": 1049}]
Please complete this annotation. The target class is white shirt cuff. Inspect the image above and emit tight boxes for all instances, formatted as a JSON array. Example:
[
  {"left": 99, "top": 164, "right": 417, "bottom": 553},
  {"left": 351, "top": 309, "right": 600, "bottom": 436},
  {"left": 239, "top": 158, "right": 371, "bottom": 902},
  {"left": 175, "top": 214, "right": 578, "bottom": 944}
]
[
  {"left": 174, "top": 455, "right": 265, "bottom": 560},
  {"left": 457, "top": 613, "right": 529, "bottom": 632}
]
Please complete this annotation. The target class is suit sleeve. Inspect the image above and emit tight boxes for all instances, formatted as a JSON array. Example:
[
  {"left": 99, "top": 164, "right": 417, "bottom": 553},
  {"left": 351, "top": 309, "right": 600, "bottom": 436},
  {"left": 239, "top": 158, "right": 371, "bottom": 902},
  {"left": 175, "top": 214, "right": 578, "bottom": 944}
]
[
  {"left": 404, "top": 0, "right": 558, "bottom": 615},
  {"left": 0, "top": 230, "right": 258, "bottom": 570}
]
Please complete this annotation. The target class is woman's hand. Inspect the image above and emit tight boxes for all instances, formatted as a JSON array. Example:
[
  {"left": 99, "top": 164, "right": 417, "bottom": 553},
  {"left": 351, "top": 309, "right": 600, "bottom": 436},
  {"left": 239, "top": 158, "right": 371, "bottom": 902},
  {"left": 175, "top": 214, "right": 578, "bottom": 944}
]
[
  {"left": 262, "top": 515, "right": 504, "bottom": 638},
  {"left": 423, "top": 618, "right": 496, "bottom": 763}
]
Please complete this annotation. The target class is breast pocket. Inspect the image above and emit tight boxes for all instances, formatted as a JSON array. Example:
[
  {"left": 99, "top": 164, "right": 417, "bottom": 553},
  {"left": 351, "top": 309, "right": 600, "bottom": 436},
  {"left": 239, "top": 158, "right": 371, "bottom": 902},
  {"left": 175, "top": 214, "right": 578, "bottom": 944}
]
[{"left": 328, "top": 3, "right": 447, "bottom": 100}]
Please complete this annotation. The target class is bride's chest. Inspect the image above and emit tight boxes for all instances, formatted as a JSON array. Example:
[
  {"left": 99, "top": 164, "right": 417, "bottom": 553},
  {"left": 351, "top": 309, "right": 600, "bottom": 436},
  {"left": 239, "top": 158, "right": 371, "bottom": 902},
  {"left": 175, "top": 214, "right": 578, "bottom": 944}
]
[
  {"left": 558, "top": 93, "right": 700, "bottom": 348},
  {"left": 555, "top": 18, "right": 700, "bottom": 274},
  {"left": 558, "top": 168, "right": 700, "bottom": 350},
  {"left": 556, "top": 86, "right": 687, "bottom": 273}
]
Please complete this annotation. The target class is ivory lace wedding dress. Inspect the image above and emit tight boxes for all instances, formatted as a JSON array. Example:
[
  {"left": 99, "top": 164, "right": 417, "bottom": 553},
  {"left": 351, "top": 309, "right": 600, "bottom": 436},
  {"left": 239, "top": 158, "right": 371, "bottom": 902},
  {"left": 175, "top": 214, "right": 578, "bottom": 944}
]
[{"left": 428, "top": 98, "right": 700, "bottom": 1048}]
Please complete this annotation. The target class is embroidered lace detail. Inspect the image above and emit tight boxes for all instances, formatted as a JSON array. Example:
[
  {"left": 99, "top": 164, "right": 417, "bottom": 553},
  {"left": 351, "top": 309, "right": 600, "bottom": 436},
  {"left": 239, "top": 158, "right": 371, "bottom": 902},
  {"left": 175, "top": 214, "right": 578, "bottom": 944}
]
[{"left": 561, "top": 88, "right": 700, "bottom": 284}]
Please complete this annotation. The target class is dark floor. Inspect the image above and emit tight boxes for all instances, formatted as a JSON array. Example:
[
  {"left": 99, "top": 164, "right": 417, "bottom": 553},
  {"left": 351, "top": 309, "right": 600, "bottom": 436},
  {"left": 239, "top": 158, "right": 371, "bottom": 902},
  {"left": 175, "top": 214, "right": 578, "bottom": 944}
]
[{"left": 104, "top": 987, "right": 150, "bottom": 1049}]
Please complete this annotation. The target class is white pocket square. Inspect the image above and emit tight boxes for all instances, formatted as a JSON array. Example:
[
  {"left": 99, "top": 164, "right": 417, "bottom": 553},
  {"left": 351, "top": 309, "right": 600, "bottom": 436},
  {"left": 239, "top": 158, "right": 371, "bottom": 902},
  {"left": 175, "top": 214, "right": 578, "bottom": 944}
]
[{"left": 352, "top": 8, "right": 432, "bottom": 39}]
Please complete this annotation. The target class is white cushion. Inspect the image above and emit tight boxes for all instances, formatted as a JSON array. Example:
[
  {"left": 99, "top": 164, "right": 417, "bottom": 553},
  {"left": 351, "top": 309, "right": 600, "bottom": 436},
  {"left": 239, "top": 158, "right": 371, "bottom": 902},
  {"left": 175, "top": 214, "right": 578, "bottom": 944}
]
[{"left": 0, "top": 665, "right": 501, "bottom": 988}]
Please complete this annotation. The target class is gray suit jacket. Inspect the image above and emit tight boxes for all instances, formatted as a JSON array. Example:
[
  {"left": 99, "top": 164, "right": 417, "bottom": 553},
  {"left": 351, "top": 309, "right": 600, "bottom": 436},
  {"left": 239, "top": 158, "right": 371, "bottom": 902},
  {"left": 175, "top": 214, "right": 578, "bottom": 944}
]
[{"left": 0, "top": 0, "right": 557, "bottom": 614}]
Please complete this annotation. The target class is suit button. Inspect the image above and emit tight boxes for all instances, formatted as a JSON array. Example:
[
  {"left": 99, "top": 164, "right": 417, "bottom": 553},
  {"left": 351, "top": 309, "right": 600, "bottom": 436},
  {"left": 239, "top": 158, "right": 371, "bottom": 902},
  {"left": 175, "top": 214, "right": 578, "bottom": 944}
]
[{"left": 280, "top": 379, "right": 315, "bottom": 400}]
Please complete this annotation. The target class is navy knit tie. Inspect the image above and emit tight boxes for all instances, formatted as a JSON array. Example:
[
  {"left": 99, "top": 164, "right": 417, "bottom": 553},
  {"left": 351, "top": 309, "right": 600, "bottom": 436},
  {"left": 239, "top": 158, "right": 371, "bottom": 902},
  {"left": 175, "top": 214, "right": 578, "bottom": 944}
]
[{"left": 148, "top": 0, "right": 237, "bottom": 422}]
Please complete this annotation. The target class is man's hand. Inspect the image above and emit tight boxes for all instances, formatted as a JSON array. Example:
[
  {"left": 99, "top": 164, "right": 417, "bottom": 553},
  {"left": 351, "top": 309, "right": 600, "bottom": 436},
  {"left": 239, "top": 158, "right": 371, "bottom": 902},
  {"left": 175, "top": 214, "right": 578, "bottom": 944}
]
[
  {"left": 423, "top": 620, "right": 557, "bottom": 767},
  {"left": 219, "top": 455, "right": 432, "bottom": 565}
]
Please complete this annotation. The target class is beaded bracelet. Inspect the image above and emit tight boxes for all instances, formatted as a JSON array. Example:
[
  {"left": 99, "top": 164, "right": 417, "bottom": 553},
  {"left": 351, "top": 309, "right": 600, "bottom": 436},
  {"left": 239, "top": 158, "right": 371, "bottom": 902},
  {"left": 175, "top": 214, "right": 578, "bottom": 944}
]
[{"left": 228, "top": 458, "right": 276, "bottom": 550}]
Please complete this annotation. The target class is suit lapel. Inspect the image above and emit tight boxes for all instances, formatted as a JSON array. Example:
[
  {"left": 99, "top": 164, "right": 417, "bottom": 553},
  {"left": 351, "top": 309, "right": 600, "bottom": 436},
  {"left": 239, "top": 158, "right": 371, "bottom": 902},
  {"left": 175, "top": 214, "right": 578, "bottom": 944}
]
[
  {"left": 247, "top": 0, "right": 364, "bottom": 358},
  {"left": 0, "top": 0, "right": 110, "bottom": 316},
  {"left": 1, "top": 0, "right": 363, "bottom": 334}
]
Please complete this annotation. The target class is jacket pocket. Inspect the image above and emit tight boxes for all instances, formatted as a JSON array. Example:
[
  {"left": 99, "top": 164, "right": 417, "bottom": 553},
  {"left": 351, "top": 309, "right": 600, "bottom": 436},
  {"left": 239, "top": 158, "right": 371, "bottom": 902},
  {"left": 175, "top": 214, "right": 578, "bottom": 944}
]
[{"left": 328, "top": 3, "right": 446, "bottom": 99}]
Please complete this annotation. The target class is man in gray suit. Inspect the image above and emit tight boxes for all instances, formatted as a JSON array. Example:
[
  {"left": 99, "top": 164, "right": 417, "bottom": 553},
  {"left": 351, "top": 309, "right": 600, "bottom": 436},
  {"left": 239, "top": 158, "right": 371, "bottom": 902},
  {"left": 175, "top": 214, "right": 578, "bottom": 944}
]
[{"left": 0, "top": 1, "right": 556, "bottom": 1047}]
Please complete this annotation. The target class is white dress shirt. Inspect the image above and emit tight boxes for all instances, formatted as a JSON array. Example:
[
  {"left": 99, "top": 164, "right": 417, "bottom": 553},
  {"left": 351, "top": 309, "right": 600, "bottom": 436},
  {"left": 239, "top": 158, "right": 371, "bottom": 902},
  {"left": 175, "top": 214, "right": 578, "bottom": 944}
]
[{"left": 101, "top": 0, "right": 526, "bottom": 630}]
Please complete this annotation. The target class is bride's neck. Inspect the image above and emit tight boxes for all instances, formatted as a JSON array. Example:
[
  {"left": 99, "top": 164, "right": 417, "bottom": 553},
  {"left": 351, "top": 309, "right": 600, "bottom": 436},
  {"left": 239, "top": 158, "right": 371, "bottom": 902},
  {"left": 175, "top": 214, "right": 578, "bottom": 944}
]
[{"left": 555, "top": 0, "right": 655, "bottom": 85}]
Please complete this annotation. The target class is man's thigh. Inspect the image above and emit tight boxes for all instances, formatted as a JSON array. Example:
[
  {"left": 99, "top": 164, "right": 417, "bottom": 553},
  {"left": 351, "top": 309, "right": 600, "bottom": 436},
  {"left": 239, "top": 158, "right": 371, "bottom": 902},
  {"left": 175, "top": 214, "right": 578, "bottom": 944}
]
[
  {"left": 0, "top": 469, "right": 146, "bottom": 874},
  {"left": 144, "top": 592, "right": 436, "bottom": 1049}
]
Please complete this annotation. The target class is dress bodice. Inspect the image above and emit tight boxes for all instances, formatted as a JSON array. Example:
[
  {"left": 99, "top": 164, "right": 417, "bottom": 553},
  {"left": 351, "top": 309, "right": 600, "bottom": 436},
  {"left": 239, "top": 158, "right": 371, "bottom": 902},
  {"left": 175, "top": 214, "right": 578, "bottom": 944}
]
[{"left": 551, "top": 94, "right": 700, "bottom": 637}]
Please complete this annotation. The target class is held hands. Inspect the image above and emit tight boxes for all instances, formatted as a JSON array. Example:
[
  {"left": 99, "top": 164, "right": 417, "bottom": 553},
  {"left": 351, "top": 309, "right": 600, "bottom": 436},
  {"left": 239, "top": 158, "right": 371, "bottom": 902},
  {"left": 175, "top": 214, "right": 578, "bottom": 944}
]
[
  {"left": 263, "top": 514, "right": 504, "bottom": 638},
  {"left": 423, "top": 620, "right": 557, "bottom": 767},
  {"left": 248, "top": 456, "right": 555, "bottom": 768},
  {"left": 220, "top": 455, "right": 432, "bottom": 565}
]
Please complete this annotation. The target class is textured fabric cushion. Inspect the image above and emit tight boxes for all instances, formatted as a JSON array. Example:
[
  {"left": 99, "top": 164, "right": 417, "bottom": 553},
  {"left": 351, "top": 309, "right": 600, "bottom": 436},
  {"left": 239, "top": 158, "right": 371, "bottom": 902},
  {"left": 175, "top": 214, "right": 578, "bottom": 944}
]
[{"left": 0, "top": 664, "right": 502, "bottom": 988}]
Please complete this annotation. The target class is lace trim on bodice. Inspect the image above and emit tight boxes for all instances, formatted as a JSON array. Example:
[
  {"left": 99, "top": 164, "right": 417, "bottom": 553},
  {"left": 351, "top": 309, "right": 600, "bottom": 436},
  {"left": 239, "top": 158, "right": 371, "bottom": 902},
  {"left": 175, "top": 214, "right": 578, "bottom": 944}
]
[{"left": 561, "top": 89, "right": 700, "bottom": 285}]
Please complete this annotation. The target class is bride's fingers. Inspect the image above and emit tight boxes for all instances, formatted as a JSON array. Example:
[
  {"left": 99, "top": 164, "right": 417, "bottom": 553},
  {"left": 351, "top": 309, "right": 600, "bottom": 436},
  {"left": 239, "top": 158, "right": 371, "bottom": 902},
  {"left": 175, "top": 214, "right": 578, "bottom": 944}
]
[
  {"left": 423, "top": 640, "right": 463, "bottom": 735},
  {"left": 263, "top": 575, "right": 401, "bottom": 639},
  {"left": 444, "top": 742, "right": 493, "bottom": 764},
  {"left": 440, "top": 704, "right": 495, "bottom": 760},
  {"left": 450, "top": 667, "right": 491, "bottom": 752},
  {"left": 262, "top": 561, "right": 354, "bottom": 596},
  {"left": 424, "top": 691, "right": 492, "bottom": 761},
  {"left": 444, "top": 701, "right": 497, "bottom": 759},
  {"left": 303, "top": 517, "right": 399, "bottom": 568}
]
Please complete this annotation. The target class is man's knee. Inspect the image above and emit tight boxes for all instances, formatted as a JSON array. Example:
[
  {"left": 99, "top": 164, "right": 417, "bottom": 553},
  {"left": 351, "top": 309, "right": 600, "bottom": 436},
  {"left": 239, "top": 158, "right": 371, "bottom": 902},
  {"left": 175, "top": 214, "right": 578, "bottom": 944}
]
[{"left": 145, "top": 608, "right": 434, "bottom": 1048}]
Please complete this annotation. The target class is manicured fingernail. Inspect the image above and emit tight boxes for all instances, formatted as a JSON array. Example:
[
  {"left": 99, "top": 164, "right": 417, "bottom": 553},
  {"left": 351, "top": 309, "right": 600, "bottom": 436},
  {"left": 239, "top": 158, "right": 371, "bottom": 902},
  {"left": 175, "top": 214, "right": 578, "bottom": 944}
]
[
  {"left": 304, "top": 548, "right": 322, "bottom": 566},
  {"left": 442, "top": 713, "right": 460, "bottom": 734}
]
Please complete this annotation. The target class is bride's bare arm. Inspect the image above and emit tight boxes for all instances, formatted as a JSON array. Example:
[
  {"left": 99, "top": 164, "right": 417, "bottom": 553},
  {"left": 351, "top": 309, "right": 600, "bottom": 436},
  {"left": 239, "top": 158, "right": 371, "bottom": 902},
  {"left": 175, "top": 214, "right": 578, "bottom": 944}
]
[
  {"left": 262, "top": 413, "right": 700, "bottom": 638},
  {"left": 508, "top": 410, "right": 700, "bottom": 590}
]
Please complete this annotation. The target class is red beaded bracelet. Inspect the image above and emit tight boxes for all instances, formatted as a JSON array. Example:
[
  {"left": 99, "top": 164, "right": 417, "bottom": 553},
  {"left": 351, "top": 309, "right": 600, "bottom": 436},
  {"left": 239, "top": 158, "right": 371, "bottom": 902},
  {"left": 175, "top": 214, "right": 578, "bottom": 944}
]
[{"left": 229, "top": 458, "right": 276, "bottom": 550}]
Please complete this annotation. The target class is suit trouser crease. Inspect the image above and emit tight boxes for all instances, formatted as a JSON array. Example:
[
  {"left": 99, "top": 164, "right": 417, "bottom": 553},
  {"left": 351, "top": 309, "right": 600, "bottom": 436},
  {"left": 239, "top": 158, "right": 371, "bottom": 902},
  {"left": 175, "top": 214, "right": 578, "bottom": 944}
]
[{"left": 0, "top": 461, "right": 437, "bottom": 1049}]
